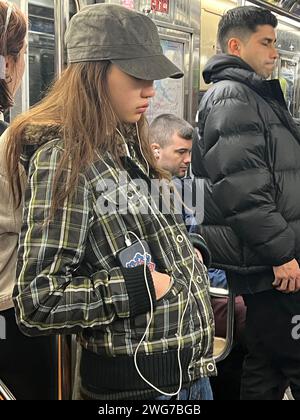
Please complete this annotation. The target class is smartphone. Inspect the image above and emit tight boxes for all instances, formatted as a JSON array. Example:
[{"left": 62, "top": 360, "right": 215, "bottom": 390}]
[{"left": 117, "top": 240, "right": 156, "bottom": 272}]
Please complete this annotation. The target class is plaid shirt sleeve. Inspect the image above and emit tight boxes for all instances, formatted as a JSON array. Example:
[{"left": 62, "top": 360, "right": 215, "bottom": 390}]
[{"left": 13, "top": 143, "right": 153, "bottom": 336}]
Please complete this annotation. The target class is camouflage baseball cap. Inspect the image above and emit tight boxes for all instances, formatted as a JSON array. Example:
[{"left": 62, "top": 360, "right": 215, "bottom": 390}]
[{"left": 65, "top": 4, "right": 183, "bottom": 80}]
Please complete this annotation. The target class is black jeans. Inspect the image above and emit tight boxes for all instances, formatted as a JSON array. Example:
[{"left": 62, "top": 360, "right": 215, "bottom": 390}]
[{"left": 241, "top": 289, "right": 300, "bottom": 400}]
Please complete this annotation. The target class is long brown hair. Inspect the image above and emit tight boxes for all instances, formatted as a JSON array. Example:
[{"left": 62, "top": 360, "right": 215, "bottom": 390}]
[
  {"left": 0, "top": 1, "right": 27, "bottom": 111},
  {"left": 6, "top": 61, "right": 164, "bottom": 217}
]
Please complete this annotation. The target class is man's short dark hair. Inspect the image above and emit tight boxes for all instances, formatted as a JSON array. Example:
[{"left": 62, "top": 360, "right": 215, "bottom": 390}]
[
  {"left": 149, "top": 114, "right": 194, "bottom": 148},
  {"left": 218, "top": 6, "right": 278, "bottom": 53}
]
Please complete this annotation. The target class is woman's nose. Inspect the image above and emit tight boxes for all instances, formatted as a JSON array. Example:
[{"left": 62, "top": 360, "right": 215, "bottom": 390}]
[{"left": 142, "top": 81, "right": 155, "bottom": 98}]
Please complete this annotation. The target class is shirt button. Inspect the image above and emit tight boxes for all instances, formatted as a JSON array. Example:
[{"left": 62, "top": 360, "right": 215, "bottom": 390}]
[
  {"left": 177, "top": 235, "right": 184, "bottom": 243},
  {"left": 207, "top": 362, "right": 215, "bottom": 373}
]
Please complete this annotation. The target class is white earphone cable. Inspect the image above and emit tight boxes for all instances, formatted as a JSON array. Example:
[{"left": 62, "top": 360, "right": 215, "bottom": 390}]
[{"left": 116, "top": 125, "right": 198, "bottom": 397}]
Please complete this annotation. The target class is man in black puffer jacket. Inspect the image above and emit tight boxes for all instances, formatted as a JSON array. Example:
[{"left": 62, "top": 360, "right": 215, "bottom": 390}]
[{"left": 192, "top": 6, "right": 300, "bottom": 400}]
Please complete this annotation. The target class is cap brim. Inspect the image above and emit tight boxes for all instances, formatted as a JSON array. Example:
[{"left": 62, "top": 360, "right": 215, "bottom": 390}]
[{"left": 111, "top": 55, "right": 183, "bottom": 80}]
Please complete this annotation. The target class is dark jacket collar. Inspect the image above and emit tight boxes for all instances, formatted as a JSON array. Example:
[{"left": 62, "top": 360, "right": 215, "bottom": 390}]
[
  {"left": 203, "top": 54, "right": 255, "bottom": 84},
  {"left": 203, "top": 54, "right": 287, "bottom": 108}
]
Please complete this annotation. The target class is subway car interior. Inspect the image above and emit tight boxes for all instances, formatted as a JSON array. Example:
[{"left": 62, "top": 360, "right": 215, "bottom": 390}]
[
  {"left": 10, "top": 0, "right": 300, "bottom": 124},
  {"left": 1, "top": 0, "right": 300, "bottom": 400}
]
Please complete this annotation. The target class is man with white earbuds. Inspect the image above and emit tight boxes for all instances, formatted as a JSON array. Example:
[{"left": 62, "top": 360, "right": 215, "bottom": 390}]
[
  {"left": 150, "top": 113, "right": 193, "bottom": 179},
  {"left": 149, "top": 114, "right": 213, "bottom": 400},
  {"left": 149, "top": 114, "right": 212, "bottom": 273}
]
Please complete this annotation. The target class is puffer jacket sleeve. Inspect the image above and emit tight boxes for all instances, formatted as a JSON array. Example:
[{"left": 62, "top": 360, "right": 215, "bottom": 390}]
[
  {"left": 14, "top": 143, "right": 155, "bottom": 336},
  {"left": 197, "top": 93, "right": 296, "bottom": 266}
]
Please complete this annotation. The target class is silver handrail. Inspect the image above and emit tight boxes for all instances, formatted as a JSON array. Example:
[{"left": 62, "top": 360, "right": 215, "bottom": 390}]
[
  {"left": 54, "top": 0, "right": 70, "bottom": 77},
  {"left": 210, "top": 287, "right": 235, "bottom": 363},
  {"left": 74, "top": 0, "right": 84, "bottom": 11}
]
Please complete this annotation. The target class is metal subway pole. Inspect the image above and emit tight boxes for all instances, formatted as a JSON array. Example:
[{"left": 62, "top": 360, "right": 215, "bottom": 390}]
[
  {"left": 53, "top": 1, "right": 73, "bottom": 400},
  {"left": 54, "top": 0, "right": 70, "bottom": 77}
]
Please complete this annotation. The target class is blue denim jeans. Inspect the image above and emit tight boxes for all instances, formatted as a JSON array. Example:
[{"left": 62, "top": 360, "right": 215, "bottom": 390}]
[{"left": 155, "top": 378, "right": 213, "bottom": 400}]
